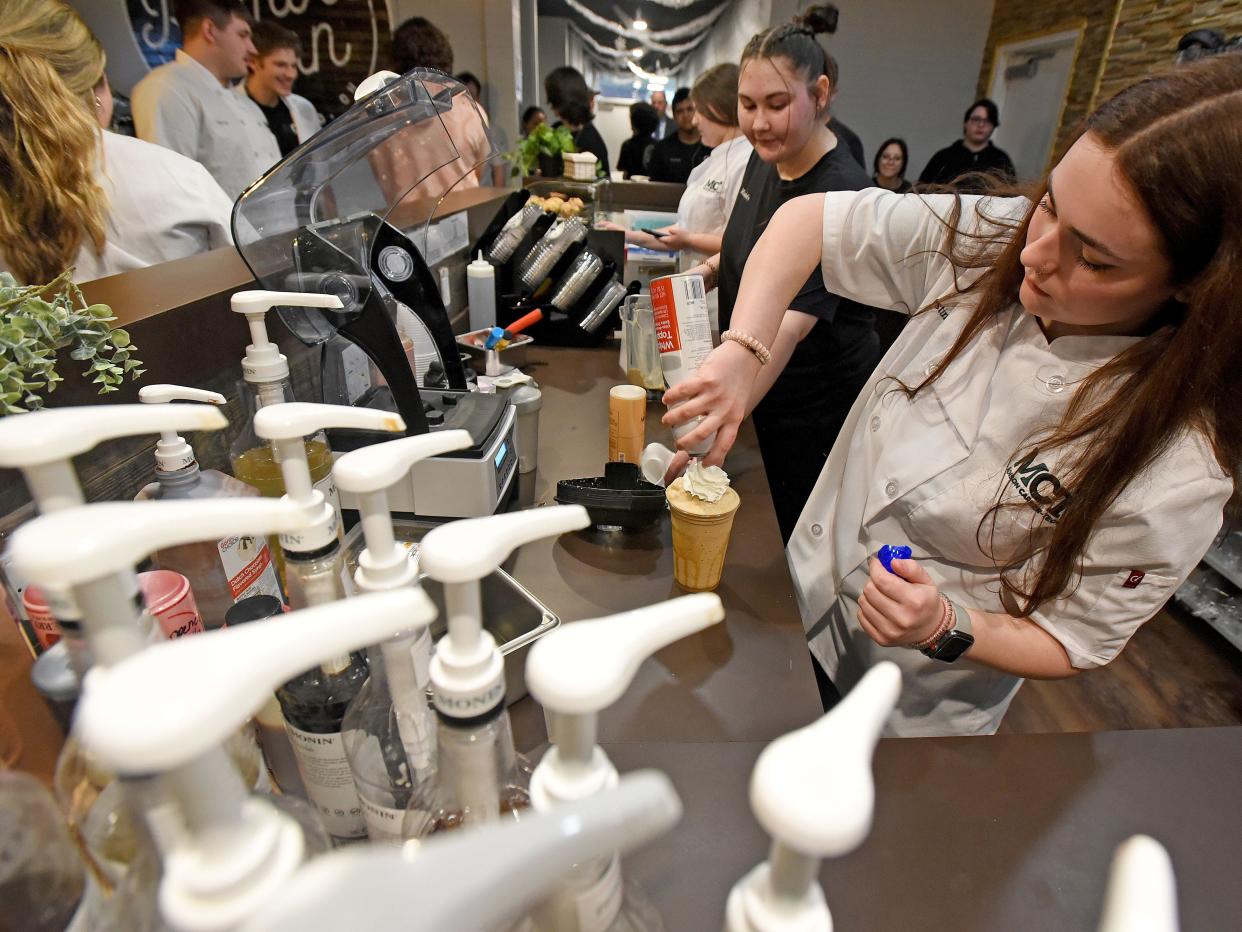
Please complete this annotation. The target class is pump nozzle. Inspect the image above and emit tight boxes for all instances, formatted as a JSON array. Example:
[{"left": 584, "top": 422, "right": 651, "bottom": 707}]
[
  {"left": 231, "top": 290, "right": 344, "bottom": 385},
  {"left": 1098, "top": 836, "right": 1179, "bottom": 932},
  {"left": 139, "top": 384, "right": 227, "bottom": 473},
  {"left": 238, "top": 770, "right": 681, "bottom": 932},
  {"left": 420, "top": 505, "right": 589, "bottom": 719},
  {"left": 334, "top": 430, "right": 472, "bottom": 590},
  {"left": 253, "top": 402, "right": 405, "bottom": 550},
  {"left": 10, "top": 498, "right": 311, "bottom": 590},
  {"left": 725, "top": 662, "right": 902, "bottom": 932},
  {"left": 353, "top": 70, "right": 401, "bottom": 102},
  {"left": 419, "top": 505, "right": 590, "bottom": 584},
  {"left": 0, "top": 404, "right": 228, "bottom": 512},
  {"left": 77, "top": 587, "right": 435, "bottom": 774},
  {"left": 526, "top": 593, "right": 723, "bottom": 808}
]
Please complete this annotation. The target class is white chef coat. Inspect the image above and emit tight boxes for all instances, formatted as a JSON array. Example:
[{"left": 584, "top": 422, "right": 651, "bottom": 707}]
[
  {"left": 132, "top": 50, "right": 282, "bottom": 200},
  {"left": 233, "top": 85, "right": 323, "bottom": 144},
  {"left": 676, "top": 133, "right": 752, "bottom": 273},
  {"left": 0, "top": 131, "right": 233, "bottom": 284},
  {"left": 786, "top": 188, "right": 1231, "bottom": 736}
]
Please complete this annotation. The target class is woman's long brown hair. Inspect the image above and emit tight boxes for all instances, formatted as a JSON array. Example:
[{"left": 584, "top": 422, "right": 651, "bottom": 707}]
[
  {"left": 902, "top": 56, "right": 1242, "bottom": 616},
  {"left": 0, "top": 0, "right": 108, "bottom": 284}
]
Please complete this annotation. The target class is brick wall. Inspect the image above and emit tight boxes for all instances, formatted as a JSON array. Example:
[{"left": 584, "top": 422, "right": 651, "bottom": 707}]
[
  {"left": 1095, "top": 0, "right": 1242, "bottom": 103},
  {"left": 976, "top": 0, "right": 1242, "bottom": 172},
  {"left": 975, "top": 0, "right": 1121, "bottom": 166}
]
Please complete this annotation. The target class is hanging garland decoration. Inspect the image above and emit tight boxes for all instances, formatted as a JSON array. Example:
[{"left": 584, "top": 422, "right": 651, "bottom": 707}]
[
  {"left": 568, "top": 20, "right": 712, "bottom": 75},
  {"left": 561, "top": 0, "right": 730, "bottom": 48}
]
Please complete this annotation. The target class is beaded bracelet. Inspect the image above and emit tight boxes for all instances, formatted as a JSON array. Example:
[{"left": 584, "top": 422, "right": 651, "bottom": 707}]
[
  {"left": 721, "top": 329, "right": 772, "bottom": 366},
  {"left": 911, "top": 595, "right": 955, "bottom": 651}
]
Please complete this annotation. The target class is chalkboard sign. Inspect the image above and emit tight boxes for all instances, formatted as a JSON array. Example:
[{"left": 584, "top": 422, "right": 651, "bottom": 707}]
[{"left": 126, "top": 0, "right": 391, "bottom": 120}]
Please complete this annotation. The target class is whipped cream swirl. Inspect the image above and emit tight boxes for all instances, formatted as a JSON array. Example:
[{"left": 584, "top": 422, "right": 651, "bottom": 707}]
[{"left": 682, "top": 463, "right": 731, "bottom": 503}]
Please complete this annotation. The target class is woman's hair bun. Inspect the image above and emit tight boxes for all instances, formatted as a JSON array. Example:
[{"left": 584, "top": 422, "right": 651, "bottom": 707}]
[{"left": 796, "top": 4, "right": 839, "bottom": 35}]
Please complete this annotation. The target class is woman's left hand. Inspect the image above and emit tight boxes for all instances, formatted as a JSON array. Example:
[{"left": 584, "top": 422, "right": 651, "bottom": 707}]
[
  {"left": 857, "top": 557, "right": 943, "bottom": 648},
  {"left": 656, "top": 225, "right": 692, "bottom": 250}
]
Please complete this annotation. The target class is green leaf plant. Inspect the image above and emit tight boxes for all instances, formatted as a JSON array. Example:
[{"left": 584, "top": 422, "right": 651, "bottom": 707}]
[
  {"left": 0, "top": 270, "right": 144, "bottom": 416},
  {"left": 505, "top": 122, "right": 578, "bottom": 177}
]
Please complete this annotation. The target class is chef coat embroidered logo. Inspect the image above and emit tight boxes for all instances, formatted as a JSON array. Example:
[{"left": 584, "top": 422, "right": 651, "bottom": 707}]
[
  {"left": 1005, "top": 449, "right": 1071, "bottom": 524},
  {"left": 1123, "top": 570, "right": 1145, "bottom": 588},
  {"left": 704, "top": 178, "right": 724, "bottom": 193}
]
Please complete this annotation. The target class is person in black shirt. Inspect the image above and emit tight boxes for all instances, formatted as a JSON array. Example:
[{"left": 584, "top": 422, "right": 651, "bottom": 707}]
[
  {"left": 918, "top": 98, "right": 1015, "bottom": 190},
  {"left": 871, "top": 137, "right": 912, "bottom": 192},
  {"left": 648, "top": 88, "right": 709, "bottom": 184},
  {"left": 675, "top": 6, "right": 880, "bottom": 544},
  {"left": 545, "top": 66, "right": 610, "bottom": 177},
  {"left": 617, "top": 102, "right": 658, "bottom": 178}
]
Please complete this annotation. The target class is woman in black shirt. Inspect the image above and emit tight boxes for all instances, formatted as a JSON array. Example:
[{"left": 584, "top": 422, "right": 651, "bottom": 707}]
[
  {"left": 676, "top": 6, "right": 881, "bottom": 544},
  {"left": 617, "top": 102, "right": 659, "bottom": 178},
  {"left": 871, "top": 137, "right": 913, "bottom": 193},
  {"left": 544, "top": 66, "right": 611, "bottom": 177}
]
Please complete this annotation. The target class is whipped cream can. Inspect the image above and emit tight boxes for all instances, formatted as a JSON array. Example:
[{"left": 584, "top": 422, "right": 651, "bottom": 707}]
[{"left": 649, "top": 272, "right": 717, "bottom": 456}]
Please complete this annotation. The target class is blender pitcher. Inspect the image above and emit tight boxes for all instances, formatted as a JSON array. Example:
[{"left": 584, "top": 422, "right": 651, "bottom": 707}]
[{"left": 620, "top": 294, "right": 664, "bottom": 398}]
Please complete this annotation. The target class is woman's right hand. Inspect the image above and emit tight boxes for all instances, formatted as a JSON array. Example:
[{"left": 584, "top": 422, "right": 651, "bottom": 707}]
[{"left": 662, "top": 340, "right": 763, "bottom": 467}]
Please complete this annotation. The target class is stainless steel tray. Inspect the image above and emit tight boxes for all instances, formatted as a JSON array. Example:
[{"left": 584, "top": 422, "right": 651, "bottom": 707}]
[{"left": 341, "top": 519, "right": 558, "bottom": 705}]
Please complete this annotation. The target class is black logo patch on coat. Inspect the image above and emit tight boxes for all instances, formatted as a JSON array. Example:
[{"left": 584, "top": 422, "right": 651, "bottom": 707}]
[{"left": 1005, "top": 449, "right": 1071, "bottom": 524}]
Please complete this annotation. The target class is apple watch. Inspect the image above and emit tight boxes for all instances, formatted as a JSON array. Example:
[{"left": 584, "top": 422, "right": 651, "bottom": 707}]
[{"left": 921, "top": 599, "right": 974, "bottom": 662}]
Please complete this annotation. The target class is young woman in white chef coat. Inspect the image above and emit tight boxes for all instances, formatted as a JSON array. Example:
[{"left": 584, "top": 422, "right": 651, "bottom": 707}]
[
  {"left": 0, "top": 0, "right": 233, "bottom": 285},
  {"left": 663, "top": 56, "right": 1241, "bottom": 736},
  {"left": 599, "top": 64, "right": 752, "bottom": 323}
]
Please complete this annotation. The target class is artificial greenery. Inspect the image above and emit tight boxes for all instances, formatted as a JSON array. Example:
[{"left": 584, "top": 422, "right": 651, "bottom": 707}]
[
  {"left": 507, "top": 122, "right": 578, "bottom": 177},
  {"left": 0, "top": 270, "right": 143, "bottom": 415}
]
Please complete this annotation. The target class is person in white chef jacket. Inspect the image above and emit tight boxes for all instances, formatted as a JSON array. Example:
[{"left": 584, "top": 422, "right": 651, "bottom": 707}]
[
  {"left": 0, "top": 0, "right": 233, "bottom": 286},
  {"left": 663, "top": 56, "right": 1241, "bottom": 737},
  {"left": 131, "top": 0, "right": 281, "bottom": 200},
  {"left": 238, "top": 21, "right": 322, "bottom": 156},
  {"left": 598, "top": 64, "right": 751, "bottom": 326}
]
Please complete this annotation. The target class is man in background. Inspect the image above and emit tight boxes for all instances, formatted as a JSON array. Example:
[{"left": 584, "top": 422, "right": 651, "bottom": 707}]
[
  {"left": 131, "top": 0, "right": 280, "bottom": 199},
  {"left": 241, "top": 21, "right": 321, "bottom": 157},
  {"left": 650, "top": 89, "right": 675, "bottom": 140},
  {"left": 648, "top": 88, "right": 707, "bottom": 184}
]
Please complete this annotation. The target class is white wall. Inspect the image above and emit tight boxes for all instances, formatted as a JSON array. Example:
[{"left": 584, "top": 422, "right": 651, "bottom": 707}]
[
  {"left": 767, "top": 0, "right": 995, "bottom": 178},
  {"left": 681, "top": 0, "right": 772, "bottom": 80}
]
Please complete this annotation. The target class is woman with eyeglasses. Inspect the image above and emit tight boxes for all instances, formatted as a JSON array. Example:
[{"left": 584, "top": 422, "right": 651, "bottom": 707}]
[
  {"left": 871, "top": 137, "right": 912, "bottom": 193},
  {"left": 918, "top": 98, "right": 1015, "bottom": 190}
]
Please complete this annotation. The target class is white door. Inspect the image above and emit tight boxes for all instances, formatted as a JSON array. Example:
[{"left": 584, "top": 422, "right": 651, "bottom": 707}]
[{"left": 990, "top": 30, "right": 1080, "bottom": 182}]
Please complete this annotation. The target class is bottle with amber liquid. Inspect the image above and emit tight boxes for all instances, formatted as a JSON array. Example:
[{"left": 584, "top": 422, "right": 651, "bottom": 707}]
[{"left": 228, "top": 290, "right": 347, "bottom": 583}]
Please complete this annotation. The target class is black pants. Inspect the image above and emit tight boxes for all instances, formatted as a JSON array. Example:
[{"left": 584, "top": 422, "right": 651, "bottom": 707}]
[{"left": 811, "top": 653, "right": 842, "bottom": 712}]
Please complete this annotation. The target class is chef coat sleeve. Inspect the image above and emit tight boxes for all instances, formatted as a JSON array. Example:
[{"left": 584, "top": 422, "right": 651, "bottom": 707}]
[
  {"left": 140, "top": 86, "right": 201, "bottom": 162},
  {"left": 1027, "top": 449, "right": 1232, "bottom": 670},
  {"left": 819, "top": 188, "right": 1026, "bottom": 316}
]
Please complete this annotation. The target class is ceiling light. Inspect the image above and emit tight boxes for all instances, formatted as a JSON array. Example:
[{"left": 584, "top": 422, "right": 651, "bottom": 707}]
[
  {"left": 633, "top": 18, "right": 648, "bottom": 31},
  {"left": 631, "top": 47, "right": 644, "bottom": 58}
]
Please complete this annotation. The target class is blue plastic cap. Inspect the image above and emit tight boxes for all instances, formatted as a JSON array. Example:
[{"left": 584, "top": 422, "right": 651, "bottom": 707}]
[{"left": 877, "top": 544, "right": 912, "bottom": 573}]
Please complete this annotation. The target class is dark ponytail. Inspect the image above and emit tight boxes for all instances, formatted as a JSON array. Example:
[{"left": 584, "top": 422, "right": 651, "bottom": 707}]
[{"left": 741, "top": 3, "right": 840, "bottom": 89}]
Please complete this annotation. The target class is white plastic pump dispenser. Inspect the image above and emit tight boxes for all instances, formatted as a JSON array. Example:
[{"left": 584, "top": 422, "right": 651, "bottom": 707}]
[
  {"left": 252, "top": 402, "right": 404, "bottom": 557},
  {"left": 524, "top": 593, "right": 724, "bottom": 932},
  {"left": 1097, "top": 836, "right": 1179, "bottom": 932},
  {"left": 467, "top": 251, "right": 497, "bottom": 333},
  {"left": 0, "top": 403, "right": 229, "bottom": 668},
  {"left": 138, "top": 383, "right": 228, "bottom": 472},
  {"left": 228, "top": 291, "right": 348, "bottom": 538},
  {"left": 231, "top": 290, "right": 343, "bottom": 392},
  {"left": 137, "top": 384, "right": 285, "bottom": 627},
  {"left": 406, "top": 505, "right": 591, "bottom": 836},
  {"left": 725, "top": 661, "right": 902, "bottom": 932},
  {"left": 333, "top": 430, "right": 472, "bottom": 841},
  {"left": 76, "top": 588, "right": 437, "bottom": 932},
  {"left": 239, "top": 770, "right": 682, "bottom": 932}
]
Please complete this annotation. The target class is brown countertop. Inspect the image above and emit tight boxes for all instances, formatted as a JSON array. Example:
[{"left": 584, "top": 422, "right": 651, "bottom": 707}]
[
  {"left": 504, "top": 342, "right": 822, "bottom": 745},
  {"left": 610, "top": 727, "right": 1242, "bottom": 931}
]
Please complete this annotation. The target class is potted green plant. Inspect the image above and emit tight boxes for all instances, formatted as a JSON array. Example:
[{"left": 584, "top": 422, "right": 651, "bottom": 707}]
[
  {"left": 506, "top": 122, "right": 578, "bottom": 178},
  {"left": 0, "top": 270, "right": 143, "bottom": 416}
]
